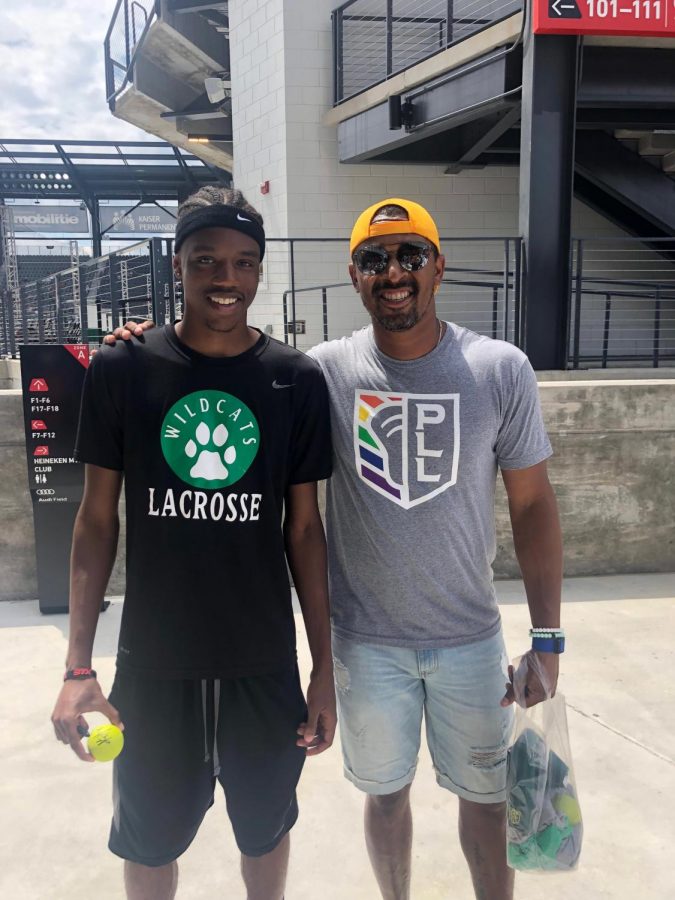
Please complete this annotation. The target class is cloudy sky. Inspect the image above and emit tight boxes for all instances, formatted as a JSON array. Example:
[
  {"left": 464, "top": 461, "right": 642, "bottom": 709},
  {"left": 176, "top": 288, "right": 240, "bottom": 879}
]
[{"left": 0, "top": 0, "right": 149, "bottom": 142}]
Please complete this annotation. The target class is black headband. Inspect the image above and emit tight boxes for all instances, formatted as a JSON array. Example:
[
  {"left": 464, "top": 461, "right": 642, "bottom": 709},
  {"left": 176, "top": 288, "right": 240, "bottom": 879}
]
[{"left": 174, "top": 204, "right": 265, "bottom": 260}]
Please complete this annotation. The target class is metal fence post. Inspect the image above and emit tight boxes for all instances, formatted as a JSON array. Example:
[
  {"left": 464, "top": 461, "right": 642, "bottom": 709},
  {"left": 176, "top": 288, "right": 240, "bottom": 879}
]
[
  {"left": 322, "top": 287, "right": 328, "bottom": 342},
  {"left": 150, "top": 238, "right": 167, "bottom": 326},
  {"left": 18, "top": 285, "right": 29, "bottom": 348},
  {"left": 35, "top": 281, "right": 45, "bottom": 343},
  {"left": 1, "top": 289, "right": 17, "bottom": 356},
  {"left": 601, "top": 294, "right": 612, "bottom": 369},
  {"left": 503, "top": 238, "right": 510, "bottom": 342},
  {"left": 165, "top": 239, "right": 176, "bottom": 323},
  {"left": 514, "top": 238, "right": 523, "bottom": 349},
  {"left": 334, "top": 8, "right": 344, "bottom": 103},
  {"left": 124, "top": 0, "right": 131, "bottom": 66},
  {"left": 386, "top": 0, "right": 394, "bottom": 76},
  {"left": 446, "top": 0, "right": 454, "bottom": 45},
  {"left": 653, "top": 289, "right": 661, "bottom": 368},
  {"left": 572, "top": 239, "right": 583, "bottom": 369},
  {"left": 54, "top": 276, "right": 64, "bottom": 344},
  {"left": 108, "top": 252, "right": 122, "bottom": 329},
  {"left": 282, "top": 291, "right": 289, "bottom": 345},
  {"left": 289, "top": 239, "right": 297, "bottom": 349},
  {"left": 491, "top": 287, "right": 498, "bottom": 339}
]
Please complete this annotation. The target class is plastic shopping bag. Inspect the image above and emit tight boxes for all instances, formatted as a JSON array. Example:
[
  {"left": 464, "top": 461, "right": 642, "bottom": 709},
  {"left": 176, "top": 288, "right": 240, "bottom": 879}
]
[{"left": 506, "top": 652, "right": 583, "bottom": 872}]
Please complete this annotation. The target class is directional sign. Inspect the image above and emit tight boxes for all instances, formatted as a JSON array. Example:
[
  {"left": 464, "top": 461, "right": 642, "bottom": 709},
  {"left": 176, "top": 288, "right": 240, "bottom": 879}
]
[
  {"left": 20, "top": 345, "right": 90, "bottom": 613},
  {"left": 534, "top": 0, "right": 675, "bottom": 35}
]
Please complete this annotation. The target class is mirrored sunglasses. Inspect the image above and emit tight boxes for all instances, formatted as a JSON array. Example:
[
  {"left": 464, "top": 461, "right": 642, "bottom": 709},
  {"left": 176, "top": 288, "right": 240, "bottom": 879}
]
[{"left": 352, "top": 241, "right": 433, "bottom": 276}]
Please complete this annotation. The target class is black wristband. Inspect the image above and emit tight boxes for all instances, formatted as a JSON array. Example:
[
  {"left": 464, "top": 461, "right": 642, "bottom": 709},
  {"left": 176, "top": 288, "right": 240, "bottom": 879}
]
[{"left": 64, "top": 667, "right": 97, "bottom": 681}]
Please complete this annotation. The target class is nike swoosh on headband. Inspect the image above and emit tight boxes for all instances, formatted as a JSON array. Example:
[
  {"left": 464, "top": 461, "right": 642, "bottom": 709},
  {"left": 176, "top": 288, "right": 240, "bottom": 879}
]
[{"left": 237, "top": 213, "right": 252, "bottom": 222}]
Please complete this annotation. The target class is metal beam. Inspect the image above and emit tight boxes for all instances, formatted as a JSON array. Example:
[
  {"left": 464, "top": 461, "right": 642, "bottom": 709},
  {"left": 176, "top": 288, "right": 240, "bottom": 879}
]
[
  {"left": 578, "top": 47, "right": 675, "bottom": 108},
  {"left": 518, "top": 22, "right": 579, "bottom": 370},
  {"left": 337, "top": 52, "right": 513, "bottom": 163},
  {"left": 444, "top": 106, "right": 521, "bottom": 173},
  {"left": 576, "top": 108, "right": 675, "bottom": 130},
  {"left": 575, "top": 131, "right": 675, "bottom": 234}
]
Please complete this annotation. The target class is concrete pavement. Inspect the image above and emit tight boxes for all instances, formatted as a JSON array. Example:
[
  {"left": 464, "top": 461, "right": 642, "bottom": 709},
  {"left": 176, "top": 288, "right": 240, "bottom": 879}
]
[{"left": 1, "top": 573, "right": 674, "bottom": 899}]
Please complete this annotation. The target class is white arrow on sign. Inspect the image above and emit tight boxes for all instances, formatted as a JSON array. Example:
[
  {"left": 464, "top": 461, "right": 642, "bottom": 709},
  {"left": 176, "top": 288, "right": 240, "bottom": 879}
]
[{"left": 552, "top": 0, "right": 578, "bottom": 12}]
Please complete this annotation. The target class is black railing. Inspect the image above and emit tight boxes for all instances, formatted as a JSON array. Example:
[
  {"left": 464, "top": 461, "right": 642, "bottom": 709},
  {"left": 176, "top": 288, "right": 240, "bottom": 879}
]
[
  {"left": 332, "top": 0, "right": 523, "bottom": 104},
  {"left": 104, "top": 0, "right": 157, "bottom": 105},
  {"left": 278, "top": 236, "right": 521, "bottom": 350},
  {"left": 3, "top": 235, "right": 674, "bottom": 369},
  {"left": 0, "top": 238, "right": 174, "bottom": 355},
  {"left": 570, "top": 238, "right": 675, "bottom": 369}
]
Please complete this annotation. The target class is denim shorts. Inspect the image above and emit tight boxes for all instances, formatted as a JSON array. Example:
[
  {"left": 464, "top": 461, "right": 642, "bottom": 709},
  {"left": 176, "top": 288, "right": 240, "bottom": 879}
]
[{"left": 332, "top": 630, "right": 513, "bottom": 803}]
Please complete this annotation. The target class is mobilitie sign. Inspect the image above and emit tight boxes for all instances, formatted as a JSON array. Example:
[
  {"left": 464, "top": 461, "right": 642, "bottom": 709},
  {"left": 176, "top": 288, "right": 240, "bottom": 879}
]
[
  {"left": 533, "top": 0, "right": 675, "bottom": 35},
  {"left": 99, "top": 205, "right": 177, "bottom": 235},
  {"left": 9, "top": 205, "right": 89, "bottom": 234}
]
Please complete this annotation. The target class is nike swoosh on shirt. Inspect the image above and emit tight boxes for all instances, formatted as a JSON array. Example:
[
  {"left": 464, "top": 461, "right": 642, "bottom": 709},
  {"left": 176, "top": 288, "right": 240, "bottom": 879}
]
[{"left": 272, "top": 380, "right": 295, "bottom": 389}]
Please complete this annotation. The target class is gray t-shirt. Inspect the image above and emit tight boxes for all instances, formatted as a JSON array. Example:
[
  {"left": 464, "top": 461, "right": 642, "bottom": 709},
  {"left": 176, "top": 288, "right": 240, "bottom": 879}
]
[{"left": 309, "top": 323, "right": 552, "bottom": 649}]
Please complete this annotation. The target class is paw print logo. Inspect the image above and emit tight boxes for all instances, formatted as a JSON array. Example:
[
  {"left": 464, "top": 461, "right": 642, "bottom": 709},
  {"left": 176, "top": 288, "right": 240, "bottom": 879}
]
[
  {"left": 161, "top": 391, "right": 260, "bottom": 488},
  {"left": 185, "top": 422, "right": 237, "bottom": 481}
]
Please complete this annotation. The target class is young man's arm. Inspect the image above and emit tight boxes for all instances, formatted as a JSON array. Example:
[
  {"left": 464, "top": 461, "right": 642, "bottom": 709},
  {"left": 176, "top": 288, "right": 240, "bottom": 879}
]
[
  {"left": 283, "top": 481, "right": 336, "bottom": 757},
  {"left": 500, "top": 460, "right": 563, "bottom": 708},
  {"left": 51, "top": 465, "right": 124, "bottom": 761}
]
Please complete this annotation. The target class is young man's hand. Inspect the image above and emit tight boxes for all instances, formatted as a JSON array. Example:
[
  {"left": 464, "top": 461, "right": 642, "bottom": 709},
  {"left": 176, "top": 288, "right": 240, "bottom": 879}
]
[
  {"left": 51, "top": 679, "right": 124, "bottom": 762},
  {"left": 102, "top": 319, "right": 155, "bottom": 345},
  {"left": 501, "top": 649, "right": 559, "bottom": 709},
  {"left": 296, "top": 667, "right": 336, "bottom": 756}
]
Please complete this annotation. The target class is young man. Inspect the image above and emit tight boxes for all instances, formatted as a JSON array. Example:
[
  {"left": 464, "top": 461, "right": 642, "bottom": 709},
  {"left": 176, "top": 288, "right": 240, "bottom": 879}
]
[
  {"left": 51, "top": 186, "right": 335, "bottom": 900},
  {"left": 106, "top": 197, "right": 563, "bottom": 900}
]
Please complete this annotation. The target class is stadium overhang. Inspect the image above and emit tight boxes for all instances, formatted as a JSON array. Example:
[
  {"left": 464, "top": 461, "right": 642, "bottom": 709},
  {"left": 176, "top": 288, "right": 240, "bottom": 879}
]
[{"left": 0, "top": 139, "right": 230, "bottom": 254}]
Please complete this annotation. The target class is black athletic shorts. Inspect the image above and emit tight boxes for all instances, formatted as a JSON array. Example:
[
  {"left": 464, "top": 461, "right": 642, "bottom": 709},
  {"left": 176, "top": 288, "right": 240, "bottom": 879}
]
[{"left": 107, "top": 666, "right": 307, "bottom": 866}]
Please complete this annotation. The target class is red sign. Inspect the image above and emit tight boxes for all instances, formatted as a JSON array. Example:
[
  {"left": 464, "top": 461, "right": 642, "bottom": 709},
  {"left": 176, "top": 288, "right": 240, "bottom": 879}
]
[
  {"left": 31, "top": 419, "right": 47, "bottom": 431},
  {"left": 64, "top": 344, "right": 90, "bottom": 368},
  {"left": 533, "top": 0, "right": 675, "bottom": 35},
  {"left": 34, "top": 446, "right": 50, "bottom": 457},
  {"left": 29, "top": 377, "right": 49, "bottom": 392}
]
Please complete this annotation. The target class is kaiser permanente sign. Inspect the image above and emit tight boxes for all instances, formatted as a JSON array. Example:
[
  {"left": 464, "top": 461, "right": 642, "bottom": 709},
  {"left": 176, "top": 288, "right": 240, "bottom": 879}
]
[
  {"left": 534, "top": 0, "right": 675, "bottom": 34},
  {"left": 9, "top": 204, "right": 177, "bottom": 236}
]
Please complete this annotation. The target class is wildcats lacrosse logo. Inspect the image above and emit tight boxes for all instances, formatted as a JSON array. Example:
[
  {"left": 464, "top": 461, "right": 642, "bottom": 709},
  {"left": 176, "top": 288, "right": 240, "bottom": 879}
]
[{"left": 355, "top": 390, "right": 459, "bottom": 509}]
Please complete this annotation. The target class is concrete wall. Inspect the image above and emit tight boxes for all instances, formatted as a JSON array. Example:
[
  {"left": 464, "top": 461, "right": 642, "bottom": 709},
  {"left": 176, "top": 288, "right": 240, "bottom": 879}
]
[
  {"left": 1, "top": 375, "right": 672, "bottom": 601},
  {"left": 495, "top": 378, "right": 675, "bottom": 577}
]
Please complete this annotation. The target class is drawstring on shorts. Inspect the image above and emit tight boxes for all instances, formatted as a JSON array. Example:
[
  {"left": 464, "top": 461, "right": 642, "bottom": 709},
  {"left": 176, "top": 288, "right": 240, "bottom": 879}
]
[{"left": 200, "top": 679, "right": 221, "bottom": 777}]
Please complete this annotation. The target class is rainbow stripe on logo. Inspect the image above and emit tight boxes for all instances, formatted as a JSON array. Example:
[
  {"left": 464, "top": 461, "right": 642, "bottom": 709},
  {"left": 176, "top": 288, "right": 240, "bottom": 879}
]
[{"left": 356, "top": 392, "right": 403, "bottom": 500}]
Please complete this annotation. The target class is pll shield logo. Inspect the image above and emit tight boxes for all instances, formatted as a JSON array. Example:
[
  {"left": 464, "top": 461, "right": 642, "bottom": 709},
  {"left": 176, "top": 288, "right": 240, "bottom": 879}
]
[{"left": 355, "top": 390, "right": 460, "bottom": 509}]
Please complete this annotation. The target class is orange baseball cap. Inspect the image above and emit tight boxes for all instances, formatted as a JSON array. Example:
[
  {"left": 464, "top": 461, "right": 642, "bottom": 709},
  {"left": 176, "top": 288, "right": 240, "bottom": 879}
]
[{"left": 350, "top": 198, "right": 440, "bottom": 256}]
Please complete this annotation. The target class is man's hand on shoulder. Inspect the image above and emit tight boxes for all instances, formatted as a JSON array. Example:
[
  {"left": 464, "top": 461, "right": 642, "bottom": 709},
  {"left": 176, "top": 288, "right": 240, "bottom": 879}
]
[{"left": 102, "top": 319, "right": 156, "bottom": 347}]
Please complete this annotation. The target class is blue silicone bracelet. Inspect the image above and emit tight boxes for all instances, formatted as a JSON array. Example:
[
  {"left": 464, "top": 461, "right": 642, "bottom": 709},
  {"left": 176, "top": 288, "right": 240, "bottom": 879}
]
[{"left": 531, "top": 635, "right": 565, "bottom": 653}]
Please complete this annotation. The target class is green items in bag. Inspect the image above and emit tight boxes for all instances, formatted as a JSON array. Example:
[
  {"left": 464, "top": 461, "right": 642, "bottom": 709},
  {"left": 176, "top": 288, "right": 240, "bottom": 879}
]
[{"left": 506, "top": 653, "right": 583, "bottom": 872}]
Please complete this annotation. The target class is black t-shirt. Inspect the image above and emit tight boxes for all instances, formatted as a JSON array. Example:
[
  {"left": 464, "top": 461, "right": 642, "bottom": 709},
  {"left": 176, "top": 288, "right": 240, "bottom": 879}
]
[{"left": 75, "top": 325, "right": 332, "bottom": 678}]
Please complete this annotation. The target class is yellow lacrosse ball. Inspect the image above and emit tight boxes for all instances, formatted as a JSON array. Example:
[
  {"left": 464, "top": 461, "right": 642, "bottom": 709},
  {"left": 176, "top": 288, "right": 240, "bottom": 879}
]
[
  {"left": 87, "top": 724, "right": 124, "bottom": 762},
  {"left": 553, "top": 792, "right": 581, "bottom": 826}
]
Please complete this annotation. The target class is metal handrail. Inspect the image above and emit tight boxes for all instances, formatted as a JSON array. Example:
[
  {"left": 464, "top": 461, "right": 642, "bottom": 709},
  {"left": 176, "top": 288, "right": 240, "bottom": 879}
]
[
  {"left": 104, "top": 0, "right": 158, "bottom": 106},
  {"left": 282, "top": 269, "right": 520, "bottom": 347},
  {"left": 332, "top": 0, "right": 523, "bottom": 104}
]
